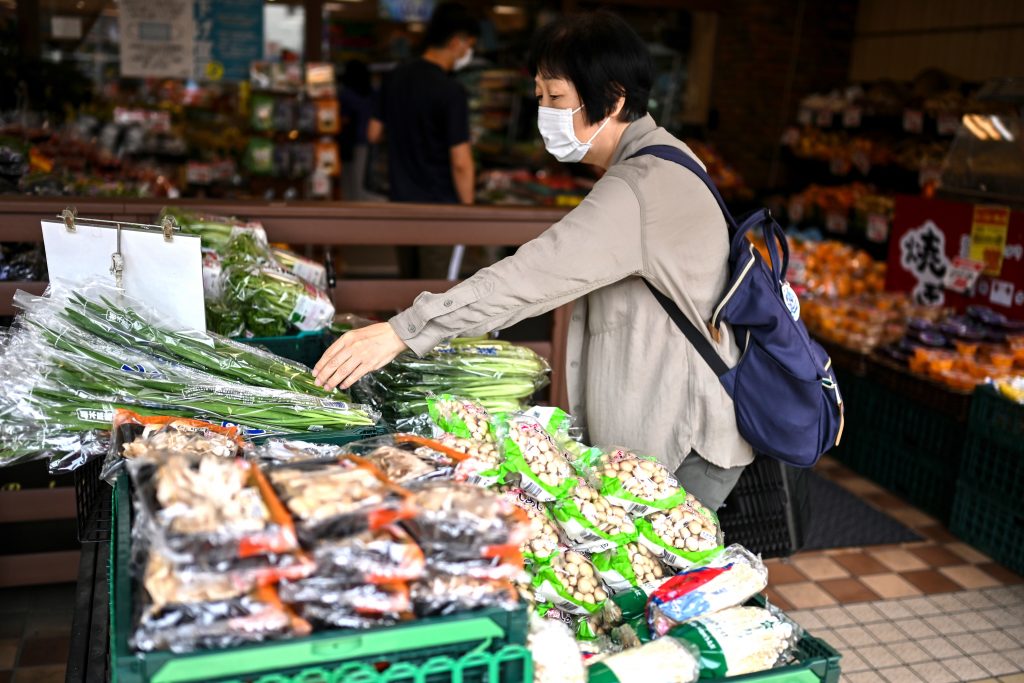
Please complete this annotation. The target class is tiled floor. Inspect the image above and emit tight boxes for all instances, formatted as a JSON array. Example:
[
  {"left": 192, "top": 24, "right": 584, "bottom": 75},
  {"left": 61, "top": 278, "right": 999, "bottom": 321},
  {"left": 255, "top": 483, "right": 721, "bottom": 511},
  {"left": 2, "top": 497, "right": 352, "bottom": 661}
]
[
  {"left": 772, "top": 456, "right": 1024, "bottom": 682},
  {"left": 0, "top": 582, "right": 75, "bottom": 682}
]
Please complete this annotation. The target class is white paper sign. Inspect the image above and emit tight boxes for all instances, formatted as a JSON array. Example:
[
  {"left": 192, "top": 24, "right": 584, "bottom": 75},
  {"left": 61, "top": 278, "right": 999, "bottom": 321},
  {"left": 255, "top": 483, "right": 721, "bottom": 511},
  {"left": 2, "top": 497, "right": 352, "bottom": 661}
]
[
  {"left": 41, "top": 220, "right": 205, "bottom": 331},
  {"left": 119, "top": 0, "right": 195, "bottom": 79}
]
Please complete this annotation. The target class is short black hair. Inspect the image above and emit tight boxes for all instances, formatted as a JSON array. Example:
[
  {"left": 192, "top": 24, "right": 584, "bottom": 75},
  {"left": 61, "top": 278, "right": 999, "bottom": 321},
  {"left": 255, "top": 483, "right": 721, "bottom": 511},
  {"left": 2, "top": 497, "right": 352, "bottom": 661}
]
[
  {"left": 424, "top": 2, "right": 481, "bottom": 49},
  {"left": 528, "top": 11, "right": 653, "bottom": 125}
]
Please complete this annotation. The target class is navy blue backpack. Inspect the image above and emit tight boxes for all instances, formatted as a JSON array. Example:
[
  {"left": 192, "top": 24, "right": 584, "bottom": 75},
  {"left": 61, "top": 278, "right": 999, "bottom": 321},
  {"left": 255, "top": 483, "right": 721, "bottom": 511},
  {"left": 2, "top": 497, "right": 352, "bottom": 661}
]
[{"left": 630, "top": 145, "right": 844, "bottom": 467}]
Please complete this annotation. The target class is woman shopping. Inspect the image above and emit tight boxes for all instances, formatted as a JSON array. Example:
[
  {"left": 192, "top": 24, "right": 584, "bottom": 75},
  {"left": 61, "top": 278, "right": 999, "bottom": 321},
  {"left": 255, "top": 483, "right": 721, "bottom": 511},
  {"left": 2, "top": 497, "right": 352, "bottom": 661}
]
[{"left": 313, "top": 11, "right": 753, "bottom": 510}]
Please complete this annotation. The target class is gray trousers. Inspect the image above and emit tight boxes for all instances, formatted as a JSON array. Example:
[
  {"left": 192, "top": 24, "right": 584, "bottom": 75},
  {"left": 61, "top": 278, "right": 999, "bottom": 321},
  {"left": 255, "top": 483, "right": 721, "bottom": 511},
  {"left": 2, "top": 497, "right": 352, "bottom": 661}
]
[{"left": 674, "top": 452, "right": 746, "bottom": 511}]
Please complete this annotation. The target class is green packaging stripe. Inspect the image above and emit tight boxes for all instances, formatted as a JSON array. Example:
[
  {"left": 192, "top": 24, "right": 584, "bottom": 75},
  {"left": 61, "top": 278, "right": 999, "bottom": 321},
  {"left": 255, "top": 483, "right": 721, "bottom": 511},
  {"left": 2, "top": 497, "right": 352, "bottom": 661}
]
[
  {"left": 670, "top": 622, "right": 729, "bottom": 677},
  {"left": 592, "top": 546, "right": 638, "bottom": 592},
  {"left": 599, "top": 476, "right": 688, "bottom": 515},
  {"left": 501, "top": 439, "right": 577, "bottom": 502},
  {"left": 634, "top": 518, "right": 723, "bottom": 568},
  {"left": 530, "top": 567, "right": 603, "bottom": 615},
  {"left": 550, "top": 500, "right": 638, "bottom": 550}
]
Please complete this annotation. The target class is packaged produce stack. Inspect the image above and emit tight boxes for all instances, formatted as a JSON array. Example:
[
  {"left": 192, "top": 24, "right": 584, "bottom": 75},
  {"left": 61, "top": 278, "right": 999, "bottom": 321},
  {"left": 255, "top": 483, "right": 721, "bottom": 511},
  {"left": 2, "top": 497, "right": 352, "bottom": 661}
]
[
  {"left": 0, "top": 282, "right": 377, "bottom": 468},
  {"left": 356, "top": 338, "right": 551, "bottom": 420},
  {"left": 162, "top": 207, "right": 333, "bottom": 339}
]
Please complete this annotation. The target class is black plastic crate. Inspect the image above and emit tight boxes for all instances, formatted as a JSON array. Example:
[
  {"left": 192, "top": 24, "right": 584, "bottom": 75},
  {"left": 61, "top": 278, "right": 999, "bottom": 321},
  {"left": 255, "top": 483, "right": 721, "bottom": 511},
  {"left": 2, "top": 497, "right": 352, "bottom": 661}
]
[
  {"left": 74, "top": 456, "right": 113, "bottom": 543},
  {"left": 950, "top": 480, "right": 1024, "bottom": 576},
  {"left": 959, "top": 431, "right": 1024, "bottom": 505},
  {"left": 969, "top": 384, "right": 1024, "bottom": 451},
  {"left": 718, "top": 457, "right": 809, "bottom": 558}
]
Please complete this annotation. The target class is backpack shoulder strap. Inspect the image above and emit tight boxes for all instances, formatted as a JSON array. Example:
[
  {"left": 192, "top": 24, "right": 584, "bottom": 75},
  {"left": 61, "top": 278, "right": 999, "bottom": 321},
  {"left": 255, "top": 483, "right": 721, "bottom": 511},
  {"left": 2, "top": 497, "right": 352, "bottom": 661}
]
[
  {"left": 628, "top": 144, "right": 738, "bottom": 235},
  {"left": 628, "top": 144, "right": 732, "bottom": 378}
]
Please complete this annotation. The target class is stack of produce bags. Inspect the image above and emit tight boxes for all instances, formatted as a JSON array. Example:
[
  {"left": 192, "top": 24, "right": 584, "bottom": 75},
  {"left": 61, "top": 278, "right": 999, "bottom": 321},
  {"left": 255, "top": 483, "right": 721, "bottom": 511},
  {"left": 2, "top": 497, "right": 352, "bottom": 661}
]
[
  {"left": 162, "top": 207, "right": 332, "bottom": 338},
  {"left": 0, "top": 282, "right": 378, "bottom": 469}
]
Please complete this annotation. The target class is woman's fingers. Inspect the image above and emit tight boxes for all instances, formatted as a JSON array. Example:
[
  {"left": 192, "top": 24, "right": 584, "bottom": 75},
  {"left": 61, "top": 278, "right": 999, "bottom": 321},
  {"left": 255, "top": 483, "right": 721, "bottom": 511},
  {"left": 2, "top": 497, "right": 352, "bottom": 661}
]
[
  {"left": 321, "top": 353, "right": 364, "bottom": 392},
  {"left": 312, "top": 323, "right": 409, "bottom": 390},
  {"left": 313, "top": 333, "right": 348, "bottom": 377}
]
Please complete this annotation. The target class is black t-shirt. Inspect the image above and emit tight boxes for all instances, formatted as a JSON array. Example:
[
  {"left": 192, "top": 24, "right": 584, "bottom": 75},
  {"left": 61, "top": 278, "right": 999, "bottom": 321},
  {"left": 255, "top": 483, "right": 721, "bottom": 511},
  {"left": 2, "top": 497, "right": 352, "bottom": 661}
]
[{"left": 375, "top": 59, "right": 470, "bottom": 203}]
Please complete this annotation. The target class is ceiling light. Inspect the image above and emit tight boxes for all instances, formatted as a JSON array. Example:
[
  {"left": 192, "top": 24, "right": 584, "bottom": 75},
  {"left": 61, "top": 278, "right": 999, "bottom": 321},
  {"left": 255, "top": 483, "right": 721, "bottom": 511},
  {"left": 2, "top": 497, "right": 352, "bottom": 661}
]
[
  {"left": 493, "top": 5, "right": 522, "bottom": 14},
  {"left": 990, "top": 115, "right": 1015, "bottom": 142}
]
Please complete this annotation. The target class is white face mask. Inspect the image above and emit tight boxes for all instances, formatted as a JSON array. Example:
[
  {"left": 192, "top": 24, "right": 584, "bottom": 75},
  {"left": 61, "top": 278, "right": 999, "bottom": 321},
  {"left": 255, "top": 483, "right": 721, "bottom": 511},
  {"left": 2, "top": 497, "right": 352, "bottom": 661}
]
[
  {"left": 454, "top": 47, "right": 473, "bottom": 71},
  {"left": 537, "top": 104, "right": 610, "bottom": 163}
]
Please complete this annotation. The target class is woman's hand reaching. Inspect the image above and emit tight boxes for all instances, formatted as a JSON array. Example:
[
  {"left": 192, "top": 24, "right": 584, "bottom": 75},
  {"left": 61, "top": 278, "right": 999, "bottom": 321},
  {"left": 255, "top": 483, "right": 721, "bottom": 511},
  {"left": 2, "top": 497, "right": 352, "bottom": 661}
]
[{"left": 313, "top": 322, "right": 409, "bottom": 391}]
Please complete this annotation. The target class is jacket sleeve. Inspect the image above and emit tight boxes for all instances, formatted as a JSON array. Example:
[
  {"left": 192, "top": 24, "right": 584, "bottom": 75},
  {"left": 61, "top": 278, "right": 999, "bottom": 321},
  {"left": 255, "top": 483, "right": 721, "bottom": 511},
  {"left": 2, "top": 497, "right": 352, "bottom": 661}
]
[{"left": 390, "top": 173, "right": 644, "bottom": 355}]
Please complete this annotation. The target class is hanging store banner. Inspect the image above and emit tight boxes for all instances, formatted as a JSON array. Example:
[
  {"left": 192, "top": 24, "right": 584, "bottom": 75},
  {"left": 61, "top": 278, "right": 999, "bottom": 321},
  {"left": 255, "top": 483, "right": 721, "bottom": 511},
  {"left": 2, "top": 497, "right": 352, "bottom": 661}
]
[
  {"left": 119, "top": 0, "right": 195, "bottom": 79},
  {"left": 194, "top": 0, "right": 264, "bottom": 82},
  {"left": 886, "top": 196, "right": 1024, "bottom": 320}
]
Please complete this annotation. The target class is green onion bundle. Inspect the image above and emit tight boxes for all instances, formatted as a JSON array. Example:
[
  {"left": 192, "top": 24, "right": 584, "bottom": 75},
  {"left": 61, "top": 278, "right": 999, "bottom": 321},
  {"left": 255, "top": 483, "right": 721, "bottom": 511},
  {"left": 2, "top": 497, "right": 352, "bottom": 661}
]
[{"left": 356, "top": 337, "right": 550, "bottom": 419}]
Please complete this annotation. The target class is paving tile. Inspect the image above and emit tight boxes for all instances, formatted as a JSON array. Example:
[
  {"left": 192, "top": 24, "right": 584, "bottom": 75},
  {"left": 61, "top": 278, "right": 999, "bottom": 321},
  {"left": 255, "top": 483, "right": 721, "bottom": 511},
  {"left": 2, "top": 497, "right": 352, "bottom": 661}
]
[
  {"left": 982, "top": 587, "right": 1023, "bottom": 604},
  {"left": 0, "top": 640, "right": 15, "bottom": 670},
  {"left": 948, "top": 543, "right": 995, "bottom": 564},
  {"left": 844, "top": 602, "right": 888, "bottom": 624},
  {"left": 956, "top": 632, "right": 996, "bottom": 655},
  {"left": 902, "top": 569, "right": 964, "bottom": 595},
  {"left": 886, "top": 506, "right": 940, "bottom": 529},
  {"left": 834, "top": 625, "right": 878, "bottom": 648},
  {"left": 12, "top": 666, "right": 66, "bottom": 683},
  {"left": 914, "top": 635, "right": 964, "bottom": 660},
  {"left": 889, "top": 640, "right": 932, "bottom": 665},
  {"left": 918, "top": 524, "right": 958, "bottom": 543},
  {"left": 899, "top": 595, "right": 944, "bottom": 616},
  {"left": 926, "top": 614, "right": 971, "bottom": 636},
  {"left": 958, "top": 610, "right": 998, "bottom": 632},
  {"left": 845, "top": 673, "right": 882, "bottom": 683},
  {"left": 856, "top": 644, "right": 901, "bottom": 669},
  {"left": 975, "top": 629, "right": 1019, "bottom": 651},
  {"left": 787, "top": 610, "right": 826, "bottom": 631},
  {"left": 864, "top": 491, "right": 910, "bottom": 510},
  {"left": 943, "top": 656, "right": 991, "bottom": 681},
  {"left": 775, "top": 582, "right": 838, "bottom": 609},
  {"left": 862, "top": 573, "right": 923, "bottom": 599},
  {"left": 909, "top": 661, "right": 959, "bottom": 683},
  {"left": 0, "top": 614, "right": 23, "bottom": 640},
  {"left": 763, "top": 587, "right": 795, "bottom": 612},
  {"left": 832, "top": 551, "right": 890, "bottom": 576},
  {"left": 984, "top": 608, "right": 1024, "bottom": 629},
  {"left": 18, "top": 634, "right": 70, "bottom": 667},
  {"left": 0, "top": 670, "right": 12, "bottom": 683},
  {"left": 868, "top": 549, "right": 930, "bottom": 573},
  {"left": 873, "top": 599, "right": 914, "bottom": 620},
  {"left": 820, "top": 578, "right": 880, "bottom": 604},
  {"left": 1001, "top": 648, "right": 1024, "bottom": 668},
  {"left": 975, "top": 652, "right": 1022, "bottom": 677},
  {"left": 791, "top": 555, "right": 851, "bottom": 581},
  {"left": 1000, "top": 674, "right": 1024, "bottom": 683},
  {"left": 841, "top": 650, "right": 871, "bottom": 673},
  {"left": 943, "top": 566, "right": 1004, "bottom": 590},
  {"left": 812, "top": 605, "right": 857, "bottom": 628},
  {"left": 910, "top": 544, "right": 970, "bottom": 568},
  {"left": 837, "top": 478, "right": 886, "bottom": 495},
  {"left": 868, "top": 620, "right": 910, "bottom": 645},
  {"left": 878, "top": 665, "right": 925, "bottom": 683},
  {"left": 929, "top": 592, "right": 971, "bottom": 613},
  {"left": 893, "top": 617, "right": 938, "bottom": 640},
  {"left": 766, "top": 560, "right": 809, "bottom": 585},
  {"left": 980, "top": 563, "right": 1024, "bottom": 586}
]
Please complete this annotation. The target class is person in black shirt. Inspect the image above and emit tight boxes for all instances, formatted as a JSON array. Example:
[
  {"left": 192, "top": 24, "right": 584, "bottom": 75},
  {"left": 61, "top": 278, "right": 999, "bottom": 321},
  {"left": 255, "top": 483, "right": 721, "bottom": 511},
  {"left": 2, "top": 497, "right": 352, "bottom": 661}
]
[{"left": 369, "top": 3, "right": 478, "bottom": 206}]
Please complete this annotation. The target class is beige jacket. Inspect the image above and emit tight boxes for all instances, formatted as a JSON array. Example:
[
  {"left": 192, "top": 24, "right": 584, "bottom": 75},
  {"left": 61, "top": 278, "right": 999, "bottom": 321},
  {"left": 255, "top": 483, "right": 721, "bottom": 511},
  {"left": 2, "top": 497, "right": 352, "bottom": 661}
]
[{"left": 390, "top": 115, "right": 754, "bottom": 470}]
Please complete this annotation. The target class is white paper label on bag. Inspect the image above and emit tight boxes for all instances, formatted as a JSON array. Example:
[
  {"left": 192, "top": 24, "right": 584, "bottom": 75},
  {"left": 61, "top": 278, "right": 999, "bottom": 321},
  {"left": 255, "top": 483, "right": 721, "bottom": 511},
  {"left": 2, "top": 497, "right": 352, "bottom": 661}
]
[
  {"left": 290, "top": 259, "right": 327, "bottom": 290},
  {"left": 290, "top": 289, "right": 334, "bottom": 331}
]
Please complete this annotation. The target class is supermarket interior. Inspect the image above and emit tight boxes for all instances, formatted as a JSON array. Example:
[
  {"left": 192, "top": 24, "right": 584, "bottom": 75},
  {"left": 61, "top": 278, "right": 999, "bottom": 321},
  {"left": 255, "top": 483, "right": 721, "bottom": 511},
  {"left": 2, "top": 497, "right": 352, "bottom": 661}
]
[{"left": 1, "top": 0, "right": 1024, "bottom": 682}]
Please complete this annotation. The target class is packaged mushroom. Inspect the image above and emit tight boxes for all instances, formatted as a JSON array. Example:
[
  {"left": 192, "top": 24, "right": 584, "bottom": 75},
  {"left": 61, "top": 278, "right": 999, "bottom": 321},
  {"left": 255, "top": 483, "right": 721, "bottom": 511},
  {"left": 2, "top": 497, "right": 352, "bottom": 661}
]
[
  {"left": 412, "top": 572, "right": 520, "bottom": 617},
  {"left": 266, "top": 456, "right": 415, "bottom": 544},
  {"left": 402, "top": 481, "right": 530, "bottom": 562},
  {"left": 501, "top": 486, "right": 561, "bottom": 565},
  {"left": 592, "top": 542, "right": 669, "bottom": 596},
  {"left": 501, "top": 414, "right": 579, "bottom": 501},
  {"left": 439, "top": 433, "right": 505, "bottom": 487},
  {"left": 126, "top": 452, "right": 298, "bottom": 563},
  {"left": 592, "top": 448, "right": 687, "bottom": 517},
  {"left": 647, "top": 545, "right": 769, "bottom": 634},
  {"left": 635, "top": 495, "right": 724, "bottom": 569},
  {"left": 550, "top": 483, "right": 637, "bottom": 553},
  {"left": 279, "top": 577, "right": 413, "bottom": 629},
  {"left": 663, "top": 606, "right": 800, "bottom": 678},
  {"left": 532, "top": 549, "right": 609, "bottom": 615},
  {"left": 427, "top": 395, "right": 498, "bottom": 442},
  {"left": 311, "top": 525, "right": 426, "bottom": 584},
  {"left": 585, "top": 637, "right": 700, "bottom": 683}
]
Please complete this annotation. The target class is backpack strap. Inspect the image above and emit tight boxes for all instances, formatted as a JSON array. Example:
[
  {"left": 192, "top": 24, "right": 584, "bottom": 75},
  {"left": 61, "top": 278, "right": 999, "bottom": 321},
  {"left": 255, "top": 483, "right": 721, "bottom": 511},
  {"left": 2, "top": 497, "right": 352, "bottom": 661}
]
[
  {"left": 628, "top": 144, "right": 733, "bottom": 378},
  {"left": 628, "top": 144, "right": 738, "bottom": 236}
]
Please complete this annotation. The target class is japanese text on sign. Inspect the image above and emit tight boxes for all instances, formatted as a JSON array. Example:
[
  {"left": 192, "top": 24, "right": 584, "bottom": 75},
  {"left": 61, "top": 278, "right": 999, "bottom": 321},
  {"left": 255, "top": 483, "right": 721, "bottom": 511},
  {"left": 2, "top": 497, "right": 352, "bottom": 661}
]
[{"left": 900, "top": 220, "right": 950, "bottom": 306}]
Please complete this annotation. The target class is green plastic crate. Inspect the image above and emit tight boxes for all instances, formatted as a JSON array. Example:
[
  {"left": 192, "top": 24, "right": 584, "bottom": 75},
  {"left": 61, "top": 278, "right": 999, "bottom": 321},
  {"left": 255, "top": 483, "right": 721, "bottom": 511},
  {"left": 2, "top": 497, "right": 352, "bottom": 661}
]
[
  {"left": 728, "top": 633, "right": 841, "bottom": 683},
  {"left": 950, "top": 479, "right": 1024, "bottom": 576},
  {"left": 968, "top": 384, "right": 1024, "bottom": 452},
  {"left": 109, "top": 477, "right": 530, "bottom": 683},
  {"left": 235, "top": 330, "right": 331, "bottom": 369}
]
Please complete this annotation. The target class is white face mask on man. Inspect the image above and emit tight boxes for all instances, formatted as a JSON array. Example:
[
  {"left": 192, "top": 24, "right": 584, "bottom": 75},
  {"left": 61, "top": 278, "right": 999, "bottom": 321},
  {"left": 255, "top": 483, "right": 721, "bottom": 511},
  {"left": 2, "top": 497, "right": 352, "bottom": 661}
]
[
  {"left": 453, "top": 46, "right": 474, "bottom": 71},
  {"left": 537, "top": 104, "right": 610, "bottom": 163}
]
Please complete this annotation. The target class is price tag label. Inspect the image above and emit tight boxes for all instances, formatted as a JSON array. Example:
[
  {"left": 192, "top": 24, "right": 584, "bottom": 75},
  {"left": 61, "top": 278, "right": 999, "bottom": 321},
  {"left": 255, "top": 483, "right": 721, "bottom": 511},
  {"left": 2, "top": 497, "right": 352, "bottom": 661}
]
[
  {"left": 842, "top": 107, "right": 862, "bottom": 128},
  {"left": 797, "top": 108, "right": 813, "bottom": 126},
  {"left": 867, "top": 213, "right": 889, "bottom": 243},
  {"left": 903, "top": 108, "right": 924, "bottom": 134},
  {"left": 937, "top": 112, "right": 960, "bottom": 136},
  {"left": 826, "top": 212, "right": 849, "bottom": 234},
  {"left": 943, "top": 257, "right": 986, "bottom": 294},
  {"left": 788, "top": 198, "right": 805, "bottom": 223},
  {"left": 816, "top": 109, "right": 834, "bottom": 127}
]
